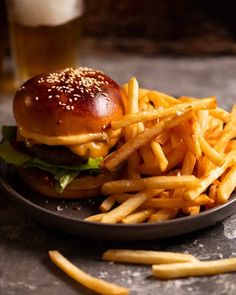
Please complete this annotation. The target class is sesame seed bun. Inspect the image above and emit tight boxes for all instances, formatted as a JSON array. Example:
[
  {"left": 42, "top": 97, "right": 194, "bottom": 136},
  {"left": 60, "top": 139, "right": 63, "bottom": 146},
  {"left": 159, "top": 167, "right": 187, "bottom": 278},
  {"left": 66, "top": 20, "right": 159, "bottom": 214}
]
[{"left": 13, "top": 67, "right": 124, "bottom": 138}]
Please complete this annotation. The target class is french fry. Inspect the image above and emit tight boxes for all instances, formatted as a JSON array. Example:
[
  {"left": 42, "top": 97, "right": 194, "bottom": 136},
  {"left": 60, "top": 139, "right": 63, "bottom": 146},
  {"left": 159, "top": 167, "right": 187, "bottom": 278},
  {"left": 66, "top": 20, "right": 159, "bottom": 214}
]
[
  {"left": 213, "top": 105, "right": 236, "bottom": 154},
  {"left": 139, "top": 143, "right": 186, "bottom": 176},
  {"left": 217, "top": 165, "right": 236, "bottom": 203},
  {"left": 206, "top": 139, "right": 218, "bottom": 147},
  {"left": 101, "top": 180, "right": 145, "bottom": 195},
  {"left": 205, "top": 118, "right": 223, "bottom": 140},
  {"left": 152, "top": 258, "right": 236, "bottom": 279},
  {"left": 102, "top": 249, "right": 198, "bottom": 265},
  {"left": 140, "top": 145, "right": 157, "bottom": 166},
  {"left": 99, "top": 196, "right": 116, "bottom": 213},
  {"left": 121, "top": 209, "right": 155, "bottom": 224},
  {"left": 101, "top": 190, "right": 160, "bottom": 224},
  {"left": 209, "top": 107, "right": 231, "bottom": 123},
  {"left": 155, "top": 130, "right": 171, "bottom": 145},
  {"left": 103, "top": 112, "right": 193, "bottom": 171},
  {"left": 226, "top": 140, "right": 236, "bottom": 153},
  {"left": 177, "top": 120, "right": 201, "bottom": 159},
  {"left": 148, "top": 90, "right": 180, "bottom": 105},
  {"left": 151, "top": 141, "right": 169, "bottom": 171},
  {"left": 170, "top": 130, "right": 182, "bottom": 148},
  {"left": 114, "top": 193, "right": 213, "bottom": 207},
  {"left": 191, "top": 115, "right": 202, "bottom": 159},
  {"left": 172, "top": 150, "right": 196, "bottom": 198},
  {"left": 102, "top": 175, "right": 200, "bottom": 195},
  {"left": 127, "top": 151, "right": 141, "bottom": 179},
  {"left": 138, "top": 88, "right": 149, "bottom": 98},
  {"left": 148, "top": 209, "right": 178, "bottom": 222},
  {"left": 125, "top": 77, "right": 139, "bottom": 141},
  {"left": 113, "top": 191, "right": 164, "bottom": 203},
  {"left": 88, "top": 78, "right": 236, "bottom": 224},
  {"left": 209, "top": 181, "right": 220, "bottom": 202},
  {"left": 143, "top": 175, "right": 200, "bottom": 189},
  {"left": 111, "top": 98, "right": 216, "bottom": 130},
  {"left": 147, "top": 92, "right": 170, "bottom": 108},
  {"left": 198, "top": 135, "right": 224, "bottom": 166},
  {"left": 143, "top": 194, "right": 213, "bottom": 209},
  {"left": 161, "top": 139, "right": 174, "bottom": 155},
  {"left": 182, "top": 151, "right": 196, "bottom": 175},
  {"left": 122, "top": 83, "right": 128, "bottom": 97},
  {"left": 182, "top": 205, "right": 200, "bottom": 216},
  {"left": 184, "top": 152, "right": 236, "bottom": 201},
  {"left": 201, "top": 107, "right": 236, "bottom": 174},
  {"left": 196, "top": 110, "right": 209, "bottom": 135},
  {"left": 49, "top": 251, "right": 129, "bottom": 295},
  {"left": 84, "top": 213, "right": 106, "bottom": 222},
  {"left": 127, "top": 77, "right": 139, "bottom": 114}
]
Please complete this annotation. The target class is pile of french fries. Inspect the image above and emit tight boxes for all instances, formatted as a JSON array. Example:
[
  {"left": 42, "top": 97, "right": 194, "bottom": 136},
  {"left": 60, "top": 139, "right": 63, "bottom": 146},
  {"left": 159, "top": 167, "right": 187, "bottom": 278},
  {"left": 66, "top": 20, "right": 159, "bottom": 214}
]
[
  {"left": 86, "top": 77, "right": 236, "bottom": 224},
  {"left": 49, "top": 249, "right": 236, "bottom": 295}
]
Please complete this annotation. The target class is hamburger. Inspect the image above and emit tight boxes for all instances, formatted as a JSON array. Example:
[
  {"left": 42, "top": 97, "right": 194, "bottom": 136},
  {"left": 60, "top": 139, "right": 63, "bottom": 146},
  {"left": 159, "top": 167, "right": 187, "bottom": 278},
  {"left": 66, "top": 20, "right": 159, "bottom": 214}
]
[{"left": 0, "top": 67, "right": 125, "bottom": 198}]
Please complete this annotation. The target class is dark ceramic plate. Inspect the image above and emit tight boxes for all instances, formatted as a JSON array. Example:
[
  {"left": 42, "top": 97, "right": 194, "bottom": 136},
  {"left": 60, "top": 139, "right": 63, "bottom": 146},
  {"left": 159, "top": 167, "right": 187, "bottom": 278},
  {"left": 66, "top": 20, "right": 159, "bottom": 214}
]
[{"left": 1, "top": 161, "right": 236, "bottom": 241}]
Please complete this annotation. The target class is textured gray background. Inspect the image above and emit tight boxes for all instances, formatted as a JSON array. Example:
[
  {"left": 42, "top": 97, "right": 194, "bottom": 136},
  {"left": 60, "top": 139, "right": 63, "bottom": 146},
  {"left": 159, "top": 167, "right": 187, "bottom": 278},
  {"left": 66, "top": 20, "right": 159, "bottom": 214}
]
[{"left": 0, "top": 51, "right": 236, "bottom": 295}]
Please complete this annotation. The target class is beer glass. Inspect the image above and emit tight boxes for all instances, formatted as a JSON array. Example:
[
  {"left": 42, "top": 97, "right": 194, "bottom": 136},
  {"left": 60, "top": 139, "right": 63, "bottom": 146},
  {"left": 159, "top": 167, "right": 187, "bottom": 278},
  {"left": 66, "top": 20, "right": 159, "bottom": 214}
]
[{"left": 7, "top": 0, "right": 83, "bottom": 85}]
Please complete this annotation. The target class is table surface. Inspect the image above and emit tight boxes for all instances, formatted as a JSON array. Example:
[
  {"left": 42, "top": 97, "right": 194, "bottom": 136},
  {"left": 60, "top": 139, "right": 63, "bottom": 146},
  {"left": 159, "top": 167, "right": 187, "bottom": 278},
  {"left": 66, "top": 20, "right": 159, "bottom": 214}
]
[{"left": 0, "top": 50, "right": 236, "bottom": 295}]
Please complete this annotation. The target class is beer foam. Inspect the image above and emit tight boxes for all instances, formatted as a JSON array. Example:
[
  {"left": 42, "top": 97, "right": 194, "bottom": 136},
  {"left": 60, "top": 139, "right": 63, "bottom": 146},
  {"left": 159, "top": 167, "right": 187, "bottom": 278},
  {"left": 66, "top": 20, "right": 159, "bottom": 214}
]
[{"left": 12, "top": 0, "right": 83, "bottom": 27}]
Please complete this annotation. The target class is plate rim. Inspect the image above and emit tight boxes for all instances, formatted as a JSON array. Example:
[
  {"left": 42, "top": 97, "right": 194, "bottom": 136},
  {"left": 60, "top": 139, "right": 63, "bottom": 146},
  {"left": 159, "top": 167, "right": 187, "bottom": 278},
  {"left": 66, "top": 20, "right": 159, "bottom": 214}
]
[{"left": 1, "top": 171, "right": 236, "bottom": 230}]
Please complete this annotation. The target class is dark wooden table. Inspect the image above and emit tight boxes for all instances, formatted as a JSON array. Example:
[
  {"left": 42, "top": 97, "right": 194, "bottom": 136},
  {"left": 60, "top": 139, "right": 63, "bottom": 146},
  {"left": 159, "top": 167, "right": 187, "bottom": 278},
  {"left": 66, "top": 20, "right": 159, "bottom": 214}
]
[{"left": 0, "top": 50, "right": 236, "bottom": 295}]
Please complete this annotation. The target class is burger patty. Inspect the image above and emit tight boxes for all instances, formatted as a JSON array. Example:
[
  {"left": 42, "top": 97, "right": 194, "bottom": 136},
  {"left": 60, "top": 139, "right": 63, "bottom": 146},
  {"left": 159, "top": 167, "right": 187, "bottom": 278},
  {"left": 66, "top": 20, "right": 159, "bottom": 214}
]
[{"left": 27, "top": 144, "right": 84, "bottom": 166}]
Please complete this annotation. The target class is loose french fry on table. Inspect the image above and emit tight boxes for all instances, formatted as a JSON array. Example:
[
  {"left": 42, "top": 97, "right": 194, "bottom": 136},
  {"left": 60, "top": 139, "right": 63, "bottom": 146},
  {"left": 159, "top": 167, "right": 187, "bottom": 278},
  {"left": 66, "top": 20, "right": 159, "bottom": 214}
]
[
  {"left": 102, "top": 249, "right": 198, "bottom": 265},
  {"left": 152, "top": 258, "right": 236, "bottom": 279},
  {"left": 49, "top": 251, "right": 129, "bottom": 295}
]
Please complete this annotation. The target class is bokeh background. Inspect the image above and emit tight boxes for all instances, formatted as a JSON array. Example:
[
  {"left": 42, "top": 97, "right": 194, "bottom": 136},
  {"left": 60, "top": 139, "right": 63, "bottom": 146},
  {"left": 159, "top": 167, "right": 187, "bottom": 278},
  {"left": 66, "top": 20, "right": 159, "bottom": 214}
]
[
  {"left": 2, "top": 0, "right": 236, "bottom": 59},
  {"left": 0, "top": 0, "right": 236, "bottom": 110}
]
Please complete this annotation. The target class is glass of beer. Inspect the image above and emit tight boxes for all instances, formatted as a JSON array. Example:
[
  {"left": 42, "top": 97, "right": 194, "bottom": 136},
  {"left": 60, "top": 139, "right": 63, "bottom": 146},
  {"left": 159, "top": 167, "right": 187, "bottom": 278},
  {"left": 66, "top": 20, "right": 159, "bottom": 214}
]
[{"left": 7, "top": 0, "right": 84, "bottom": 85}]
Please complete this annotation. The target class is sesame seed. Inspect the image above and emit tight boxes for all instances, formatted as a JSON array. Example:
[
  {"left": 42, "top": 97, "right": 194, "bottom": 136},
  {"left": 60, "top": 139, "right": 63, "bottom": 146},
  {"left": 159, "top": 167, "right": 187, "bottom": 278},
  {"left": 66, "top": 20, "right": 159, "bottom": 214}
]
[{"left": 37, "top": 67, "right": 112, "bottom": 103}]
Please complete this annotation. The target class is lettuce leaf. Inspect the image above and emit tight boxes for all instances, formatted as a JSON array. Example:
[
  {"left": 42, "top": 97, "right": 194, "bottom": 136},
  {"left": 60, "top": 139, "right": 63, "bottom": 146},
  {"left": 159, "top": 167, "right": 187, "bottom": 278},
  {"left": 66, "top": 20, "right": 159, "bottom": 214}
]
[
  {"left": 0, "top": 131, "right": 103, "bottom": 192},
  {"left": 0, "top": 141, "right": 33, "bottom": 166},
  {"left": 54, "top": 170, "right": 79, "bottom": 193}
]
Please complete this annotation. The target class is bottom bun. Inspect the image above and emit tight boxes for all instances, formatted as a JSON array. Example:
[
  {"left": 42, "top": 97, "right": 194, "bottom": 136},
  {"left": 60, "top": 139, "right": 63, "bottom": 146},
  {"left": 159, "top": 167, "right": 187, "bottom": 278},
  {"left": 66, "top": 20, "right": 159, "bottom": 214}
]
[{"left": 18, "top": 168, "right": 117, "bottom": 199}]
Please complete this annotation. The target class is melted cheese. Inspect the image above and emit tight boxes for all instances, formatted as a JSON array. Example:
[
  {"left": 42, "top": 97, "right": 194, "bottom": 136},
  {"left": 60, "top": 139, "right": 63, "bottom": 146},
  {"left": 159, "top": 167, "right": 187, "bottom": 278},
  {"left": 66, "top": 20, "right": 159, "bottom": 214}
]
[
  {"left": 69, "top": 142, "right": 110, "bottom": 158},
  {"left": 68, "top": 130, "right": 120, "bottom": 158},
  {"left": 18, "top": 126, "right": 108, "bottom": 146},
  {"left": 18, "top": 127, "right": 121, "bottom": 159}
]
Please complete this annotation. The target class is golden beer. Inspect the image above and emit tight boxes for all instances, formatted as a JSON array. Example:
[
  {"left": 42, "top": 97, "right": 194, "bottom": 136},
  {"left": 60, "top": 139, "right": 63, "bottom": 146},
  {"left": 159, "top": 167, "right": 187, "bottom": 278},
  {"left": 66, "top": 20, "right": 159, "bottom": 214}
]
[{"left": 7, "top": 0, "right": 83, "bottom": 84}]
